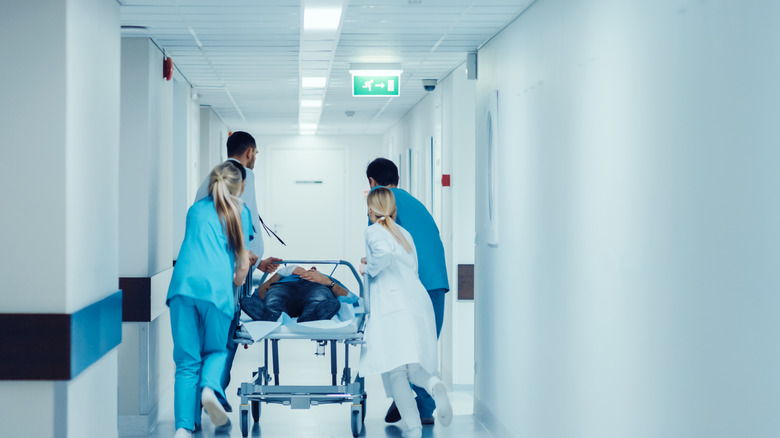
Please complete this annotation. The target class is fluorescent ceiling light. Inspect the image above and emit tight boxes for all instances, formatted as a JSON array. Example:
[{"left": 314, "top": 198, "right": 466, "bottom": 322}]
[
  {"left": 299, "top": 123, "right": 318, "bottom": 130},
  {"left": 349, "top": 63, "right": 403, "bottom": 76},
  {"left": 349, "top": 69, "right": 404, "bottom": 76},
  {"left": 303, "top": 7, "right": 342, "bottom": 30},
  {"left": 302, "top": 77, "right": 327, "bottom": 88},
  {"left": 300, "top": 100, "right": 322, "bottom": 108}
]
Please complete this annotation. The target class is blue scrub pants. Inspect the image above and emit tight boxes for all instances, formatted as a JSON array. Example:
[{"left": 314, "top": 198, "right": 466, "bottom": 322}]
[
  {"left": 169, "top": 295, "right": 232, "bottom": 431},
  {"left": 217, "top": 310, "right": 240, "bottom": 409},
  {"left": 218, "top": 271, "right": 251, "bottom": 409},
  {"left": 412, "top": 288, "right": 446, "bottom": 418}
]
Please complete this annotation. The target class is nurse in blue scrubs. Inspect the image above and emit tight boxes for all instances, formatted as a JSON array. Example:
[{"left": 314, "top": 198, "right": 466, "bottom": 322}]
[{"left": 167, "top": 161, "right": 254, "bottom": 438}]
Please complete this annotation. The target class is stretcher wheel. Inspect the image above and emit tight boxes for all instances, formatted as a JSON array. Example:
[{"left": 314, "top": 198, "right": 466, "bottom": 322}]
[
  {"left": 240, "top": 407, "right": 249, "bottom": 437},
  {"left": 251, "top": 400, "right": 260, "bottom": 422},
  {"left": 351, "top": 399, "right": 365, "bottom": 437},
  {"left": 351, "top": 409, "right": 362, "bottom": 437},
  {"left": 356, "top": 376, "right": 367, "bottom": 422}
]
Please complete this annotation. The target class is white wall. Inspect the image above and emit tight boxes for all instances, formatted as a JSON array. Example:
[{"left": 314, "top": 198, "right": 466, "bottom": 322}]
[
  {"left": 441, "top": 64, "right": 477, "bottom": 387},
  {"left": 254, "top": 134, "right": 384, "bottom": 265},
  {"left": 64, "top": 0, "right": 121, "bottom": 312},
  {"left": 382, "top": 66, "right": 477, "bottom": 388},
  {"left": 0, "top": 0, "right": 67, "bottom": 312},
  {"left": 474, "top": 1, "right": 780, "bottom": 437},
  {"left": 0, "top": 382, "right": 55, "bottom": 437},
  {"left": 119, "top": 37, "right": 174, "bottom": 277},
  {"left": 198, "top": 109, "right": 228, "bottom": 183},
  {"left": 172, "top": 75, "right": 201, "bottom": 258},
  {"left": 66, "top": 350, "right": 119, "bottom": 437},
  {"left": 0, "top": 0, "right": 121, "bottom": 436},
  {"left": 117, "top": 37, "right": 179, "bottom": 436},
  {"left": 172, "top": 77, "right": 189, "bottom": 258}
]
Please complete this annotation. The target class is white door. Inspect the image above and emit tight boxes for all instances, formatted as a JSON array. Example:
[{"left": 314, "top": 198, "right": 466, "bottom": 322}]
[{"left": 264, "top": 148, "right": 347, "bottom": 261}]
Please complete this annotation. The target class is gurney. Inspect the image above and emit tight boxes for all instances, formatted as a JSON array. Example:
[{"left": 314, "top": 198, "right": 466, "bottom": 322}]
[{"left": 234, "top": 260, "right": 369, "bottom": 437}]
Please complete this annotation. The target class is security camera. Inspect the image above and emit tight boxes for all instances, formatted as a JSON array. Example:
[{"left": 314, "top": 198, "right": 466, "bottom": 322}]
[{"left": 422, "top": 79, "right": 437, "bottom": 92}]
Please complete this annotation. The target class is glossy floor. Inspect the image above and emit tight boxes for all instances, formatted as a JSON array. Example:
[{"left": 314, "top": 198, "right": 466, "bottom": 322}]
[{"left": 132, "top": 339, "right": 493, "bottom": 438}]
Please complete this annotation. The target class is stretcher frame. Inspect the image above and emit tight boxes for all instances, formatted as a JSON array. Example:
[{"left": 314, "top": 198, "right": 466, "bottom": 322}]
[{"left": 235, "top": 259, "right": 369, "bottom": 437}]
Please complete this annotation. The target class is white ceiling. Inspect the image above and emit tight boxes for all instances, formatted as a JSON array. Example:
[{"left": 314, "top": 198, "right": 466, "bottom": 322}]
[{"left": 119, "top": 0, "right": 533, "bottom": 135}]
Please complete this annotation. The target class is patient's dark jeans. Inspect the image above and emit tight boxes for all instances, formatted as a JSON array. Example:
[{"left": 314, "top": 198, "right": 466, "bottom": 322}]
[{"left": 262, "top": 281, "right": 341, "bottom": 322}]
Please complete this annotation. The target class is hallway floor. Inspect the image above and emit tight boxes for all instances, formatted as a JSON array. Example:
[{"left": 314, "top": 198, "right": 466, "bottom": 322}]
[{"left": 133, "top": 339, "right": 492, "bottom": 438}]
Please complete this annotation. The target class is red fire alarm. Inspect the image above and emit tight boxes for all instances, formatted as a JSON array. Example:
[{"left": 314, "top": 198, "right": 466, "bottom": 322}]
[
  {"left": 441, "top": 174, "right": 451, "bottom": 187},
  {"left": 163, "top": 57, "right": 173, "bottom": 81}
]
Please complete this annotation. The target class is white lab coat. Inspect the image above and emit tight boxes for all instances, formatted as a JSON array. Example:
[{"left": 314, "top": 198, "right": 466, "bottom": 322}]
[{"left": 359, "top": 224, "right": 438, "bottom": 378}]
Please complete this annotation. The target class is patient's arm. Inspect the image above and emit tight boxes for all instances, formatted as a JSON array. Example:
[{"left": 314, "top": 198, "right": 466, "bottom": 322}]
[
  {"left": 298, "top": 269, "right": 349, "bottom": 297},
  {"left": 330, "top": 283, "right": 349, "bottom": 297},
  {"left": 256, "top": 273, "right": 281, "bottom": 299}
]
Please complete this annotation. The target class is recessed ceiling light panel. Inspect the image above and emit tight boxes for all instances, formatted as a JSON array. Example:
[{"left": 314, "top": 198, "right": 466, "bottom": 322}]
[
  {"left": 302, "top": 77, "right": 327, "bottom": 88},
  {"left": 301, "top": 100, "right": 323, "bottom": 108},
  {"left": 303, "top": 7, "right": 342, "bottom": 31}
]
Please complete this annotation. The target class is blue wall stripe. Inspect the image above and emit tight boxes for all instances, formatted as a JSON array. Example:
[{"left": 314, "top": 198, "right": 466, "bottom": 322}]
[
  {"left": 0, "top": 290, "right": 122, "bottom": 380},
  {"left": 70, "top": 291, "right": 123, "bottom": 379}
]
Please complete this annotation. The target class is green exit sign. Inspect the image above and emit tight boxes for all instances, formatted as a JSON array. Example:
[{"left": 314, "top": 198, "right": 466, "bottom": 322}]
[{"left": 352, "top": 75, "right": 400, "bottom": 96}]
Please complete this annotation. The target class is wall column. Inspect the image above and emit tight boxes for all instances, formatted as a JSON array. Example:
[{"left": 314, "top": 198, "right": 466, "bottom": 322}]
[
  {"left": 117, "top": 37, "right": 175, "bottom": 436},
  {"left": 0, "top": 0, "right": 122, "bottom": 437},
  {"left": 199, "top": 107, "right": 227, "bottom": 182}
]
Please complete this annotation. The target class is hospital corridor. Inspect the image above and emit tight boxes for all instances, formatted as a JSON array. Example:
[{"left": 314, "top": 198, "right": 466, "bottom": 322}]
[{"left": 1, "top": 1, "right": 779, "bottom": 438}]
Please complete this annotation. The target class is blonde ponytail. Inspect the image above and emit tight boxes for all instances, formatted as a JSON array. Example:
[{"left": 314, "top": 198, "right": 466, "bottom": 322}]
[
  {"left": 367, "top": 187, "right": 412, "bottom": 252},
  {"left": 208, "top": 161, "right": 245, "bottom": 258}
]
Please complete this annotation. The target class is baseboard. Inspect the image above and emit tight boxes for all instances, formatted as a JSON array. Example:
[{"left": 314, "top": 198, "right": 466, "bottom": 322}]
[
  {"left": 118, "top": 401, "right": 158, "bottom": 436},
  {"left": 474, "top": 395, "right": 515, "bottom": 438}
]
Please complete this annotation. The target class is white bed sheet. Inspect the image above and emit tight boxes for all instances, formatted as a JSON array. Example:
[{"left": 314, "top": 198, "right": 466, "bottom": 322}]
[{"left": 242, "top": 302, "right": 363, "bottom": 341}]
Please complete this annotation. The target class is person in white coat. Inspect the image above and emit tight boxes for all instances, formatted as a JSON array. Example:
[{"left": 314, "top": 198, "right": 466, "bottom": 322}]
[{"left": 359, "top": 187, "right": 452, "bottom": 438}]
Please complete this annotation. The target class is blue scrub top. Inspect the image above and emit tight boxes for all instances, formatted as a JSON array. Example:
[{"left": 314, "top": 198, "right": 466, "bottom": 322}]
[
  {"left": 370, "top": 186, "right": 449, "bottom": 292},
  {"left": 167, "top": 196, "right": 254, "bottom": 317}
]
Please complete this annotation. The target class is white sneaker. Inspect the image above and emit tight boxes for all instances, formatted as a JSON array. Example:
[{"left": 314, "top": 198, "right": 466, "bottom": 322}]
[
  {"left": 401, "top": 425, "right": 423, "bottom": 438},
  {"left": 430, "top": 379, "right": 452, "bottom": 427},
  {"left": 173, "top": 428, "right": 192, "bottom": 438},
  {"left": 202, "top": 387, "right": 229, "bottom": 426}
]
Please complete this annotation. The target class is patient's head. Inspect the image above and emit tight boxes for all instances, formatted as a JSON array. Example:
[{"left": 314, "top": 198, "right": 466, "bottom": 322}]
[{"left": 290, "top": 265, "right": 320, "bottom": 276}]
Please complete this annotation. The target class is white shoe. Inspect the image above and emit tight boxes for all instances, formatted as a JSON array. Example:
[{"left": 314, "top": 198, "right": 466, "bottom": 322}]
[
  {"left": 402, "top": 426, "right": 423, "bottom": 438},
  {"left": 431, "top": 379, "right": 452, "bottom": 427},
  {"left": 202, "top": 387, "right": 229, "bottom": 426},
  {"left": 174, "top": 428, "right": 192, "bottom": 438}
]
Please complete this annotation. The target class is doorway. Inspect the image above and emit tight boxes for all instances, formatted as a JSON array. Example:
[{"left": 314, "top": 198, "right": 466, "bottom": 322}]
[{"left": 264, "top": 148, "right": 347, "bottom": 261}]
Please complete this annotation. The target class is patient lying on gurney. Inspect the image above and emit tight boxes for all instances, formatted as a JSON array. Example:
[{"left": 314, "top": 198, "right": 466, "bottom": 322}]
[{"left": 241, "top": 265, "right": 351, "bottom": 322}]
